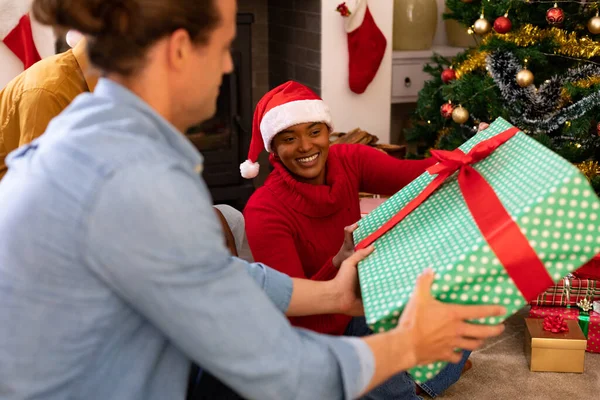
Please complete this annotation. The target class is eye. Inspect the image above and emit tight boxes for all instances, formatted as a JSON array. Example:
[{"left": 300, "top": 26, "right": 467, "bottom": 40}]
[
  {"left": 310, "top": 130, "right": 321, "bottom": 136},
  {"left": 282, "top": 136, "right": 295, "bottom": 143}
]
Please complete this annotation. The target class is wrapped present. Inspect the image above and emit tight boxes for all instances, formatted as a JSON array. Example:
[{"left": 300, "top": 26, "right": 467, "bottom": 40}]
[
  {"left": 524, "top": 317, "right": 587, "bottom": 373},
  {"left": 573, "top": 254, "right": 600, "bottom": 280},
  {"left": 529, "top": 304, "right": 600, "bottom": 353},
  {"left": 354, "top": 118, "right": 600, "bottom": 382},
  {"left": 530, "top": 276, "right": 600, "bottom": 307}
]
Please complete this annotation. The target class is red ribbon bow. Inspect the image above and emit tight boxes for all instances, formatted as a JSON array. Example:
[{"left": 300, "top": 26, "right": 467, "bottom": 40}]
[
  {"left": 543, "top": 315, "right": 570, "bottom": 333},
  {"left": 356, "top": 127, "right": 554, "bottom": 302}
]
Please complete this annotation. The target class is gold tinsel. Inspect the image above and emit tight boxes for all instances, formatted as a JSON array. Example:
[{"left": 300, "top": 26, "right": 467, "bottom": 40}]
[
  {"left": 455, "top": 51, "right": 489, "bottom": 78},
  {"left": 433, "top": 127, "right": 452, "bottom": 149},
  {"left": 560, "top": 75, "right": 600, "bottom": 105},
  {"left": 454, "top": 24, "right": 600, "bottom": 78},
  {"left": 577, "top": 161, "right": 600, "bottom": 180},
  {"left": 571, "top": 75, "right": 600, "bottom": 89},
  {"left": 494, "top": 25, "right": 600, "bottom": 59}
]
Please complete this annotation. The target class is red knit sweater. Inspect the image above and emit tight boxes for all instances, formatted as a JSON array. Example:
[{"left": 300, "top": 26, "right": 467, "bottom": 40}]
[{"left": 244, "top": 144, "right": 435, "bottom": 335}]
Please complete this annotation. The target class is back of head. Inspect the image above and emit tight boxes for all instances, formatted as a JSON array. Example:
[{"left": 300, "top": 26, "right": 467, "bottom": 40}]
[{"left": 31, "top": 0, "right": 220, "bottom": 76}]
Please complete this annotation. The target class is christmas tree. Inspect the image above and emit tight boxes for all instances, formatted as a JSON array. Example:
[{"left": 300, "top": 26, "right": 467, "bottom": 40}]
[{"left": 405, "top": 0, "right": 600, "bottom": 194}]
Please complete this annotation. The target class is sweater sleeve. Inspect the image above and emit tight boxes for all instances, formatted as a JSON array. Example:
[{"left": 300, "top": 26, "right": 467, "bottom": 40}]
[{"left": 338, "top": 144, "right": 437, "bottom": 196}]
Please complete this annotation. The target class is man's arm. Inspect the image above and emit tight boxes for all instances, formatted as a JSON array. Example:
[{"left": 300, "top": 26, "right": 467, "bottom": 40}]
[{"left": 85, "top": 165, "right": 373, "bottom": 400}]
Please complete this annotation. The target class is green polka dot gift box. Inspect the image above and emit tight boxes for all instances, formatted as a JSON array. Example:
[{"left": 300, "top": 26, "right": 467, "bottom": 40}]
[{"left": 353, "top": 117, "right": 600, "bottom": 383}]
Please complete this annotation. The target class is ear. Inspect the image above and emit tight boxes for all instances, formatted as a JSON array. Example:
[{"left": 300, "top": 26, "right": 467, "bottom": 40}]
[{"left": 167, "top": 29, "right": 195, "bottom": 70}]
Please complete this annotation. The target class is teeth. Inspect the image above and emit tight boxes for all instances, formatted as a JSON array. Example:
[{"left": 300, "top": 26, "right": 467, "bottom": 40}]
[{"left": 298, "top": 154, "right": 318, "bottom": 163}]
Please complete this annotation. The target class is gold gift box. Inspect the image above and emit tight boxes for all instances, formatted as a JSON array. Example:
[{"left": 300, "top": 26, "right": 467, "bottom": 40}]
[{"left": 524, "top": 318, "right": 587, "bottom": 373}]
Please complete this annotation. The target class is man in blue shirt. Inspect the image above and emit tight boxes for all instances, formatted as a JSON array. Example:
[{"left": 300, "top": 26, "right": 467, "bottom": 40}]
[{"left": 0, "top": 1, "right": 505, "bottom": 399}]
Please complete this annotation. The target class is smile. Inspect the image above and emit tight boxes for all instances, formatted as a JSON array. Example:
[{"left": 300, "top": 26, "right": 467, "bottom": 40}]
[{"left": 296, "top": 153, "right": 320, "bottom": 164}]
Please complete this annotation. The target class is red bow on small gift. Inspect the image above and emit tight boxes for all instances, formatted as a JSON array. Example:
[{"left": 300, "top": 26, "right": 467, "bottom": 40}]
[
  {"left": 543, "top": 315, "right": 569, "bottom": 333},
  {"left": 336, "top": 2, "right": 351, "bottom": 17}
]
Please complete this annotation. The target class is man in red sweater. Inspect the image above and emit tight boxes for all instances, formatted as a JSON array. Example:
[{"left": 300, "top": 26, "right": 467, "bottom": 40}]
[{"left": 241, "top": 81, "right": 471, "bottom": 399}]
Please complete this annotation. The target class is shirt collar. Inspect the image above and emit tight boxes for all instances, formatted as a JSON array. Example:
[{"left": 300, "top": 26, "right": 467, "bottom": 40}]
[
  {"left": 72, "top": 39, "right": 98, "bottom": 92},
  {"left": 93, "top": 78, "right": 204, "bottom": 169}
]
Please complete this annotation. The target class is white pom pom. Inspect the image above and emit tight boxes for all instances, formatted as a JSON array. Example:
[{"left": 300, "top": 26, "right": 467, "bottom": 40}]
[
  {"left": 240, "top": 160, "right": 260, "bottom": 179},
  {"left": 66, "top": 30, "right": 84, "bottom": 48}
]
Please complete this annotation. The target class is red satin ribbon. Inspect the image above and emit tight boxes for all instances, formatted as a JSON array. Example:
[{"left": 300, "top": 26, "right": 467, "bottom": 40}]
[{"left": 356, "top": 127, "right": 554, "bottom": 302}]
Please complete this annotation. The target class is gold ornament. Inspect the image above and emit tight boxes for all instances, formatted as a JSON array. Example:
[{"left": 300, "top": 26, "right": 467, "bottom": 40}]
[
  {"left": 473, "top": 17, "right": 492, "bottom": 35},
  {"left": 516, "top": 69, "right": 534, "bottom": 87},
  {"left": 452, "top": 106, "right": 470, "bottom": 124},
  {"left": 588, "top": 15, "right": 600, "bottom": 35}
]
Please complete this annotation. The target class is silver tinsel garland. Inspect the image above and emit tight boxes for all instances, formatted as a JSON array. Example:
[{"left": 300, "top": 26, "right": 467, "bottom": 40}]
[{"left": 486, "top": 51, "right": 600, "bottom": 133}]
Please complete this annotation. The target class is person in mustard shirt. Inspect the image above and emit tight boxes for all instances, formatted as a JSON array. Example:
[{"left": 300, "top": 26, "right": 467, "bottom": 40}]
[{"left": 0, "top": 36, "right": 98, "bottom": 180}]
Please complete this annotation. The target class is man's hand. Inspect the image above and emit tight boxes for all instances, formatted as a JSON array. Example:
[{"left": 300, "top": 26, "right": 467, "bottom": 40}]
[
  {"left": 396, "top": 269, "right": 506, "bottom": 366},
  {"left": 329, "top": 246, "right": 374, "bottom": 316},
  {"left": 332, "top": 223, "right": 358, "bottom": 268}
]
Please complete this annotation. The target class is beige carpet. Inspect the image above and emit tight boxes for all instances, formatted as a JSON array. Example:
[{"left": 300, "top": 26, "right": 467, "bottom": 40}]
[{"left": 437, "top": 307, "right": 600, "bottom": 400}]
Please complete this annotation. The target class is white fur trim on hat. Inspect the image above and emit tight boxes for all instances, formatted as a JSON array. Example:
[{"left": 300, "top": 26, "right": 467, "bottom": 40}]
[
  {"left": 240, "top": 159, "right": 260, "bottom": 179},
  {"left": 344, "top": 0, "right": 367, "bottom": 33},
  {"left": 259, "top": 99, "right": 333, "bottom": 152}
]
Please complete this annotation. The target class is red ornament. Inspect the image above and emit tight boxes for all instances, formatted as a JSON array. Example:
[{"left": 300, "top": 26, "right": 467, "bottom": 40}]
[
  {"left": 441, "top": 68, "right": 456, "bottom": 83},
  {"left": 336, "top": 2, "right": 351, "bottom": 17},
  {"left": 440, "top": 103, "right": 454, "bottom": 119},
  {"left": 493, "top": 16, "right": 512, "bottom": 34},
  {"left": 542, "top": 315, "right": 569, "bottom": 333},
  {"left": 597, "top": 122, "right": 600, "bottom": 136},
  {"left": 546, "top": 5, "right": 564, "bottom": 26}
]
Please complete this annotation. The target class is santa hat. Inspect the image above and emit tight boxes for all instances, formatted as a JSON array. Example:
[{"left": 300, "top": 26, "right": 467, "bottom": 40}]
[
  {"left": 0, "top": 0, "right": 41, "bottom": 69},
  {"left": 240, "top": 81, "right": 334, "bottom": 179}
]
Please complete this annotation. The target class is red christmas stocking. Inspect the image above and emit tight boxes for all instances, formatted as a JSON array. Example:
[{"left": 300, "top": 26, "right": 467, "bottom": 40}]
[
  {"left": 2, "top": 14, "right": 41, "bottom": 69},
  {"left": 337, "top": 1, "right": 387, "bottom": 94}
]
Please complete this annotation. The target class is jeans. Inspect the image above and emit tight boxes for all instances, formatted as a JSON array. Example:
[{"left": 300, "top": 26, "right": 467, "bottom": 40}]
[{"left": 345, "top": 317, "right": 470, "bottom": 399}]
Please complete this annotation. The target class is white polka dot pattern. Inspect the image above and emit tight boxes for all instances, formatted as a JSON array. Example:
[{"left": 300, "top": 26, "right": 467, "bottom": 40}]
[{"left": 354, "top": 117, "right": 600, "bottom": 382}]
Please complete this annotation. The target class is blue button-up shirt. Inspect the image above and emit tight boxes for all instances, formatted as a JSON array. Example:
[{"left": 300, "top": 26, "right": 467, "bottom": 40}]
[{"left": 0, "top": 79, "right": 374, "bottom": 400}]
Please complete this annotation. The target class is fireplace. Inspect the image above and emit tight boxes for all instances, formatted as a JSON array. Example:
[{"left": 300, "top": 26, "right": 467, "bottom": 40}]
[{"left": 186, "top": 14, "right": 255, "bottom": 210}]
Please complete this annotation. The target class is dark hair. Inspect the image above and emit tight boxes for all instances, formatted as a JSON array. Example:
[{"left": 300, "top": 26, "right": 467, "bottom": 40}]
[{"left": 32, "top": 0, "right": 220, "bottom": 75}]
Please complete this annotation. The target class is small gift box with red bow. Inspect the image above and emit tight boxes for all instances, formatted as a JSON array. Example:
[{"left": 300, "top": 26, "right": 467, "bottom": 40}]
[
  {"left": 354, "top": 117, "right": 600, "bottom": 382},
  {"left": 525, "top": 317, "right": 587, "bottom": 373},
  {"left": 530, "top": 302, "right": 600, "bottom": 353}
]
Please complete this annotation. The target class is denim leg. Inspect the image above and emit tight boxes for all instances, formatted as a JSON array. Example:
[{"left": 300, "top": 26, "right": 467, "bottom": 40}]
[
  {"left": 345, "top": 317, "right": 423, "bottom": 400},
  {"left": 417, "top": 350, "right": 471, "bottom": 398}
]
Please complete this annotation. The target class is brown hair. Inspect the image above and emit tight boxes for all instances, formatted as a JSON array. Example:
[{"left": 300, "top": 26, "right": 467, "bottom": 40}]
[{"left": 32, "top": 0, "right": 220, "bottom": 75}]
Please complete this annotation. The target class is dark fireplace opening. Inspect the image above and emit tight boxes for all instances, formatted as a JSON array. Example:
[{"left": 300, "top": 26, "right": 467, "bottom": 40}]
[{"left": 185, "top": 14, "right": 255, "bottom": 210}]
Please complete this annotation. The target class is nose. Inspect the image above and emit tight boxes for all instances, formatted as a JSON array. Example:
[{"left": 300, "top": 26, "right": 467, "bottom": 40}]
[{"left": 298, "top": 135, "right": 313, "bottom": 153}]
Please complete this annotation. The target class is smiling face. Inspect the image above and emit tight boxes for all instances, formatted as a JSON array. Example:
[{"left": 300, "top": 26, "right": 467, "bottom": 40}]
[{"left": 271, "top": 121, "right": 330, "bottom": 185}]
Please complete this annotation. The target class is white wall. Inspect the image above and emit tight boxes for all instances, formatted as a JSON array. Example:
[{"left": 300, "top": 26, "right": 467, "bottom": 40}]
[{"left": 321, "top": 0, "right": 393, "bottom": 144}]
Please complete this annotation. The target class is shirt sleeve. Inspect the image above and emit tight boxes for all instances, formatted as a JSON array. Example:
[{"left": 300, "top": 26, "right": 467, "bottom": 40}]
[
  {"left": 84, "top": 164, "right": 374, "bottom": 400},
  {"left": 17, "top": 89, "right": 70, "bottom": 146},
  {"left": 245, "top": 197, "right": 352, "bottom": 331},
  {"left": 340, "top": 144, "right": 437, "bottom": 196}
]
